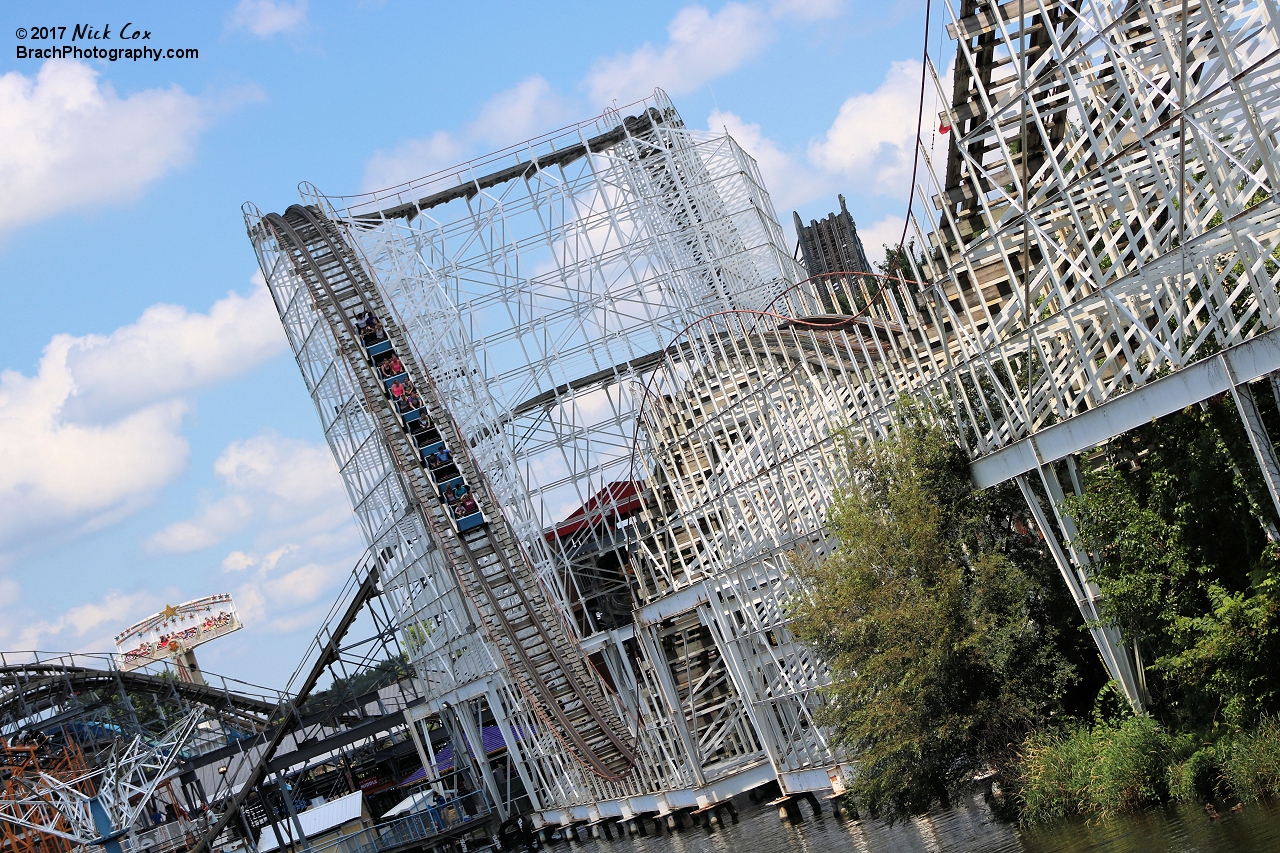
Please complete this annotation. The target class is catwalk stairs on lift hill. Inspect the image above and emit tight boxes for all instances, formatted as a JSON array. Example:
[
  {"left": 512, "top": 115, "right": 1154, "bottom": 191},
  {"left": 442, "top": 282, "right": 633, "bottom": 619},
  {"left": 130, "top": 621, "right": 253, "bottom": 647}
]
[{"left": 264, "top": 204, "right": 637, "bottom": 781}]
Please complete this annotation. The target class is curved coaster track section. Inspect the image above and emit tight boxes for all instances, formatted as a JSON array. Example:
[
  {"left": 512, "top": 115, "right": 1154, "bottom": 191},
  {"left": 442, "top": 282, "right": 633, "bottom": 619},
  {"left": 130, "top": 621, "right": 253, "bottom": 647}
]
[
  {"left": 0, "top": 653, "right": 279, "bottom": 738},
  {"left": 261, "top": 204, "right": 637, "bottom": 781}
]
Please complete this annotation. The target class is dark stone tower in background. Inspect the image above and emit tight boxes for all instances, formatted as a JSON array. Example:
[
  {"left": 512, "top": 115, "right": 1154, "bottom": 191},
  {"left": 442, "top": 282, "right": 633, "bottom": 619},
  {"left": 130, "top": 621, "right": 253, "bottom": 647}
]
[{"left": 793, "top": 194, "right": 873, "bottom": 278}]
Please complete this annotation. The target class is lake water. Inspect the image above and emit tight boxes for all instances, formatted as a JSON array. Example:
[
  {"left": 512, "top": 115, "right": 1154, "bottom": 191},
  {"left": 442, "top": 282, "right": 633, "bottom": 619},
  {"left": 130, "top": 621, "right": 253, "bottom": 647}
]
[{"left": 552, "top": 794, "right": 1280, "bottom": 853}]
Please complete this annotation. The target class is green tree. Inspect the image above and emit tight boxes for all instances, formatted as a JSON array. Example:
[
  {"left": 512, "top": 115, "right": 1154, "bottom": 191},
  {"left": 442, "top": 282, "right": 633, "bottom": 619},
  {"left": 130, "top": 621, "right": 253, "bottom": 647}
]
[
  {"left": 1066, "top": 398, "right": 1280, "bottom": 730},
  {"left": 302, "top": 654, "right": 411, "bottom": 714},
  {"left": 792, "top": 422, "right": 1097, "bottom": 818},
  {"left": 877, "top": 240, "right": 921, "bottom": 283}
]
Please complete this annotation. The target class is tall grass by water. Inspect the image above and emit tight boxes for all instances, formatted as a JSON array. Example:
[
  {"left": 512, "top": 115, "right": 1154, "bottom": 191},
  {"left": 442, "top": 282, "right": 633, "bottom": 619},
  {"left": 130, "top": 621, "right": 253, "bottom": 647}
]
[
  {"left": 1018, "top": 716, "right": 1171, "bottom": 820},
  {"left": 1222, "top": 718, "right": 1280, "bottom": 801},
  {"left": 1017, "top": 716, "right": 1280, "bottom": 823}
]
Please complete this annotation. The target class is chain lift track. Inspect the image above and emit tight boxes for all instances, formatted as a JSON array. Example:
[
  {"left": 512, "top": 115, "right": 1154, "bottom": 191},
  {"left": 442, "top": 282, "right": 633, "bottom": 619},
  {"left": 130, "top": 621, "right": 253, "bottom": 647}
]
[{"left": 262, "top": 205, "right": 638, "bottom": 781}]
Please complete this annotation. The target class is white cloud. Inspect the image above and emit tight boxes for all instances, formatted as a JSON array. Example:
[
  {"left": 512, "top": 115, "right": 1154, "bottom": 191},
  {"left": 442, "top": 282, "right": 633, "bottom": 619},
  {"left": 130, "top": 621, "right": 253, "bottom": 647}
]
[
  {"left": 471, "top": 76, "right": 578, "bottom": 146},
  {"left": 0, "top": 60, "right": 206, "bottom": 233},
  {"left": 709, "top": 109, "right": 831, "bottom": 212},
  {"left": 768, "top": 0, "right": 844, "bottom": 19},
  {"left": 0, "top": 577, "right": 20, "bottom": 609},
  {"left": 0, "top": 371, "right": 189, "bottom": 554},
  {"left": 267, "top": 562, "right": 335, "bottom": 605},
  {"left": 149, "top": 433, "right": 347, "bottom": 554},
  {"left": 220, "top": 545, "right": 299, "bottom": 573},
  {"left": 62, "top": 273, "right": 284, "bottom": 424},
  {"left": 363, "top": 131, "right": 466, "bottom": 192},
  {"left": 584, "top": 3, "right": 774, "bottom": 107},
  {"left": 8, "top": 589, "right": 165, "bottom": 652},
  {"left": 0, "top": 278, "right": 285, "bottom": 560},
  {"left": 705, "top": 55, "right": 951, "bottom": 258},
  {"left": 702, "top": 56, "right": 953, "bottom": 229},
  {"left": 362, "top": 76, "right": 576, "bottom": 191},
  {"left": 808, "top": 58, "right": 952, "bottom": 197},
  {"left": 147, "top": 495, "right": 254, "bottom": 553},
  {"left": 228, "top": 0, "right": 309, "bottom": 37},
  {"left": 363, "top": 2, "right": 852, "bottom": 191},
  {"left": 855, "top": 214, "right": 908, "bottom": 267},
  {"left": 232, "top": 582, "right": 267, "bottom": 625},
  {"left": 222, "top": 551, "right": 257, "bottom": 572},
  {"left": 260, "top": 543, "right": 299, "bottom": 570},
  {"left": 226, "top": 534, "right": 358, "bottom": 630}
]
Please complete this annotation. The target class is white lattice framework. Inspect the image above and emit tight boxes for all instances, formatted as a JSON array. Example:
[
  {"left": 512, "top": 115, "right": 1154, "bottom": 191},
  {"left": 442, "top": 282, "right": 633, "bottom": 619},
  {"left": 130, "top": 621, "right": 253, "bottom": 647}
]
[
  {"left": 251, "top": 92, "right": 823, "bottom": 811},
  {"left": 248, "top": 204, "right": 603, "bottom": 810},
  {"left": 0, "top": 711, "right": 204, "bottom": 848},
  {"left": 315, "top": 94, "right": 793, "bottom": 593},
  {"left": 245, "top": 0, "right": 1280, "bottom": 817},
  {"left": 902, "top": 0, "right": 1280, "bottom": 704},
  {"left": 901, "top": 0, "right": 1280, "bottom": 459},
  {"left": 628, "top": 277, "right": 900, "bottom": 780},
  {"left": 634, "top": 0, "right": 1280, "bottom": 713}
]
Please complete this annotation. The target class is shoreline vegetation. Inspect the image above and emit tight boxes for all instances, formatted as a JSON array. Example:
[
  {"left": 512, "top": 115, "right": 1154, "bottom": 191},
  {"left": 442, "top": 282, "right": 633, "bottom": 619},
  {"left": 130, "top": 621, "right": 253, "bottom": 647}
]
[
  {"left": 792, "top": 386, "right": 1280, "bottom": 825},
  {"left": 1017, "top": 712, "right": 1280, "bottom": 822}
]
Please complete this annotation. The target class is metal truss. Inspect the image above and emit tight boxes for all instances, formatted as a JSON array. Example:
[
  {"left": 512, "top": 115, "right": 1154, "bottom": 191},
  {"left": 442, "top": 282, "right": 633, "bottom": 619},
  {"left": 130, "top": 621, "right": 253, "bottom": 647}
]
[
  {"left": 638, "top": 0, "right": 1280, "bottom": 712},
  {"left": 623, "top": 0, "right": 1280, "bottom": 750},
  {"left": 247, "top": 90, "right": 850, "bottom": 822},
  {"left": 635, "top": 0, "right": 1280, "bottom": 719},
  {"left": 628, "top": 278, "right": 889, "bottom": 786},
  {"left": 246, "top": 203, "right": 505, "bottom": 706},
  {"left": 0, "top": 555, "right": 456, "bottom": 853},
  {"left": 178, "top": 539, "right": 520, "bottom": 853},
  {"left": 260, "top": 199, "right": 639, "bottom": 782},
  {"left": 318, "top": 93, "right": 792, "bottom": 607},
  {"left": 0, "top": 651, "right": 282, "bottom": 751},
  {"left": 895, "top": 0, "right": 1280, "bottom": 708},
  {"left": 245, "top": 11, "right": 1280, "bottom": 812},
  {"left": 901, "top": 0, "right": 1280, "bottom": 459},
  {"left": 0, "top": 710, "right": 204, "bottom": 852},
  {"left": 0, "top": 651, "right": 292, "bottom": 853}
]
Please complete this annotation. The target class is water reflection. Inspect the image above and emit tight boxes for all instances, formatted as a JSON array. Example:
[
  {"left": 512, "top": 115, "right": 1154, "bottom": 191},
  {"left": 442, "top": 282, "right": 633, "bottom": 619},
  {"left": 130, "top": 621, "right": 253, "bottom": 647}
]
[{"left": 558, "top": 794, "right": 1280, "bottom": 853}]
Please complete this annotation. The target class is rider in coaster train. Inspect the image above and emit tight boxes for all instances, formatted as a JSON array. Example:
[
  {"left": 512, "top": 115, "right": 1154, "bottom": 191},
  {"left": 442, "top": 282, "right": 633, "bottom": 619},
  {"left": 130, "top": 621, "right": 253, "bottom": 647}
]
[
  {"left": 357, "top": 312, "right": 385, "bottom": 344},
  {"left": 429, "top": 447, "right": 452, "bottom": 470},
  {"left": 380, "top": 354, "right": 404, "bottom": 378}
]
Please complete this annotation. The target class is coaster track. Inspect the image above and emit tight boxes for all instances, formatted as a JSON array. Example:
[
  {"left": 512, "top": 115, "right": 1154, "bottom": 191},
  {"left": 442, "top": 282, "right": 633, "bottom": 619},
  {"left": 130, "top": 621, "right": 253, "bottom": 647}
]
[{"left": 262, "top": 205, "right": 637, "bottom": 781}]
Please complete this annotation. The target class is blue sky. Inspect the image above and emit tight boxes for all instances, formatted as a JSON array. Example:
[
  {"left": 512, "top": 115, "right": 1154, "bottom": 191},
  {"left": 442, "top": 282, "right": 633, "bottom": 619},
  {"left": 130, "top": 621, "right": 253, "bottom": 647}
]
[{"left": 0, "top": 0, "right": 936, "bottom": 688}]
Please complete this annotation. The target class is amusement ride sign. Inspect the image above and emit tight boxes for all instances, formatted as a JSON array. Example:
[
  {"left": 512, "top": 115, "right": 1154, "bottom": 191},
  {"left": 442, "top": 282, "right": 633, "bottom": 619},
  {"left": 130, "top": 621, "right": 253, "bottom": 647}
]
[{"left": 113, "top": 593, "right": 242, "bottom": 673}]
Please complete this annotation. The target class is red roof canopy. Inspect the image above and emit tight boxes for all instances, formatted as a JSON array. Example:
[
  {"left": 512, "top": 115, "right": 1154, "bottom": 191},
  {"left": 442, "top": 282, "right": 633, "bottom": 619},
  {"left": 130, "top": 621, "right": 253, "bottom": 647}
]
[{"left": 545, "top": 481, "right": 643, "bottom": 542}]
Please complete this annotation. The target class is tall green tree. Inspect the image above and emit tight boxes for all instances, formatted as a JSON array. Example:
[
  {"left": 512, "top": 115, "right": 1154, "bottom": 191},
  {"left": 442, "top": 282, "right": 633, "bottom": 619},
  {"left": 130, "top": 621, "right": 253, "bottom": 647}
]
[
  {"left": 792, "top": 422, "right": 1099, "bottom": 818},
  {"left": 1066, "top": 397, "right": 1280, "bottom": 730}
]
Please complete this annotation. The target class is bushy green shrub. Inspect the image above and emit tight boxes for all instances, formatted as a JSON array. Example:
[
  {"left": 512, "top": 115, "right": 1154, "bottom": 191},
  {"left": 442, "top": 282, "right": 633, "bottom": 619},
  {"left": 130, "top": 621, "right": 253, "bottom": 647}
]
[
  {"left": 1167, "top": 741, "right": 1223, "bottom": 801},
  {"left": 1020, "top": 717, "right": 1280, "bottom": 821},
  {"left": 1065, "top": 401, "right": 1280, "bottom": 733},
  {"left": 1222, "top": 717, "right": 1280, "bottom": 801},
  {"left": 1017, "top": 726, "right": 1097, "bottom": 821},
  {"left": 1094, "top": 715, "right": 1173, "bottom": 811},
  {"left": 791, "top": 422, "right": 1094, "bottom": 819},
  {"left": 1018, "top": 716, "right": 1174, "bottom": 822}
]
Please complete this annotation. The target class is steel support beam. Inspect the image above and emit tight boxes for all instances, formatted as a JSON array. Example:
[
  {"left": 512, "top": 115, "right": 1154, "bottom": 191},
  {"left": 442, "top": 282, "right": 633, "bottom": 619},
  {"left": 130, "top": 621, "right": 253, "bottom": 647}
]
[
  {"left": 973, "top": 330, "right": 1280, "bottom": 488},
  {"left": 486, "top": 685, "right": 544, "bottom": 813},
  {"left": 631, "top": 624, "right": 705, "bottom": 788},
  {"left": 1226, "top": 369, "right": 1280, "bottom": 522},
  {"left": 1017, "top": 471, "right": 1146, "bottom": 711}
]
